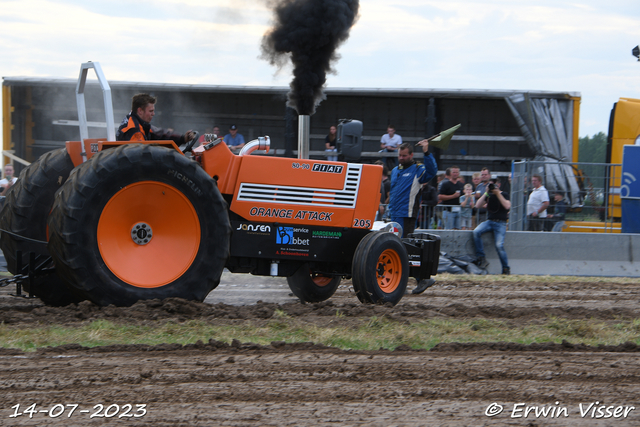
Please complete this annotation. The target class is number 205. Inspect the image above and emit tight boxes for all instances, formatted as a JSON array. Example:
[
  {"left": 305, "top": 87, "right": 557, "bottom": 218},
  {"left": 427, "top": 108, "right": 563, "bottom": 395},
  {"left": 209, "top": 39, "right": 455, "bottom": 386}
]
[{"left": 353, "top": 219, "right": 371, "bottom": 228}]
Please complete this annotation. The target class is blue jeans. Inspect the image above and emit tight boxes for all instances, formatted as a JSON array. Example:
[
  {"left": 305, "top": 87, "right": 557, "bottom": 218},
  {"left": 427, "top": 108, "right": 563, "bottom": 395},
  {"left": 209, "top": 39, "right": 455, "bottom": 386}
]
[
  {"left": 443, "top": 210, "right": 460, "bottom": 230},
  {"left": 325, "top": 148, "right": 337, "bottom": 161},
  {"left": 379, "top": 149, "right": 397, "bottom": 169},
  {"left": 473, "top": 220, "right": 509, "bottom": 269}
]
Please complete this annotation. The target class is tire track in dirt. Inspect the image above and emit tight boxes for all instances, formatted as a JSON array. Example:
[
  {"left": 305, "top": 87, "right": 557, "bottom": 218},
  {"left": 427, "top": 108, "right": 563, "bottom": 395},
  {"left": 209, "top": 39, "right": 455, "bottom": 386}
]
[
  {"left": 2, "top": 277, "right": 640, "bottom": 425},
  {"left": 2, "top": 343, "right": 640, "bottom": 426}
]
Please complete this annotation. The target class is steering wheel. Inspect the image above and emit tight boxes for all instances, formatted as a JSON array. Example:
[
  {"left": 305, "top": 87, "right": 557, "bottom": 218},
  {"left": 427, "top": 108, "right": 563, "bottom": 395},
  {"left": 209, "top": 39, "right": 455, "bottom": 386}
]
[{"left": 180, "top": 131, "right": 199, "bottom": 153}]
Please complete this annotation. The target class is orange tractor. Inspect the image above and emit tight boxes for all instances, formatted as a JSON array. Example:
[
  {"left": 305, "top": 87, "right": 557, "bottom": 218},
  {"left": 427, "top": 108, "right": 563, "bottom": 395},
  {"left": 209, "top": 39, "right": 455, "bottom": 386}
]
[{"left": 0, "top": 63, "right": 440, "bottom": 307}]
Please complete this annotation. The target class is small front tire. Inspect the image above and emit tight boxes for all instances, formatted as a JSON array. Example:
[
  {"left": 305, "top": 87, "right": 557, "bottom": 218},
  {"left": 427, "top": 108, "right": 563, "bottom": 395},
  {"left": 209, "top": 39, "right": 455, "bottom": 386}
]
[
  {"left": 352, "top": 232, "right": 408, "bottom": 305},
  {"left": 287, "top": 263, "right": 341, "bottom": 303}
]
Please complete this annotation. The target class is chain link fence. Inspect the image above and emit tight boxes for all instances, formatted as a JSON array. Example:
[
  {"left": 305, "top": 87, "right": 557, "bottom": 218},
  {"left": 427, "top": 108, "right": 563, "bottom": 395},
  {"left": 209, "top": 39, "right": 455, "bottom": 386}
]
[{"left": 509, "top": 160, "right": 621, "bottom": 232}]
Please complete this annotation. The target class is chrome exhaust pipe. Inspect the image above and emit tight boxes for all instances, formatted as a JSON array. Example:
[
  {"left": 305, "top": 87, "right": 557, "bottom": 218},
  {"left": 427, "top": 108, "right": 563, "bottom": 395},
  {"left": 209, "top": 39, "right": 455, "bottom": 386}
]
[
  {"left": 298, "top": 115, "right": 310, "bottom": 159},
  {"left": 239, "top": 136, "right": 270, "bottom": 156}
]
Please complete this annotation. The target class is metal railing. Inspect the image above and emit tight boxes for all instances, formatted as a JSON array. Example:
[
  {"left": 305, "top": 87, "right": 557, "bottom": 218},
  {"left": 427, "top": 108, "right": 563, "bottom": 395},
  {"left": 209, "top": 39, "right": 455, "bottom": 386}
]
[{"left": 379, "top": 204, "right": 488, "bottom": 230}]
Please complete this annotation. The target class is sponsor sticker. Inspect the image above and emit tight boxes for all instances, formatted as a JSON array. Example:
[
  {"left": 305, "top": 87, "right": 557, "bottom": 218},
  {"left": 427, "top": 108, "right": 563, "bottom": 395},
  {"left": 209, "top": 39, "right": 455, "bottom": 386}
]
[
  {"left": 312, "top": 230, "right": 342, "bottom": 239},
  {"left": 276, "top": 227, "right": 310, "bottom": 246},
  {"left": 236, "top": 223, "right": 271, "bottom": 235},
  {"left": 312, "top": 164, "right": 344, "bottom": 174}
]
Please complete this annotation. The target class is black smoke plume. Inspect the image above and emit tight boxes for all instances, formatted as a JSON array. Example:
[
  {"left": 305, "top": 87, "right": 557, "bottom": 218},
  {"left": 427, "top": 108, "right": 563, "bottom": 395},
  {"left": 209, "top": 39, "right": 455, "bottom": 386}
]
[{"left": 261, "top": 0, "right": 360, "bottom": 115}]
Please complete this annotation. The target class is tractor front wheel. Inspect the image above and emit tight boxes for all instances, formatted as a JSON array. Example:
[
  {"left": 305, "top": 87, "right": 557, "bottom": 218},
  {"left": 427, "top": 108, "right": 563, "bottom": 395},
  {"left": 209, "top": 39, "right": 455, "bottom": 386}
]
[
  {"left": 352, "top": 232, "right": 408, "bottom": 305},
  {"left": 47, "top": 144, "right": 231, "bottom": 306}
]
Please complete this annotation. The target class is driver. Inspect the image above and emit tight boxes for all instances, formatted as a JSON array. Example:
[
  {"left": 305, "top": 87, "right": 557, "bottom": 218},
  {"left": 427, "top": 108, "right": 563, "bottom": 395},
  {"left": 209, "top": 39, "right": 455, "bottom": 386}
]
[{"left": 116, "top": 93, "right": 195, "bottom": 144}]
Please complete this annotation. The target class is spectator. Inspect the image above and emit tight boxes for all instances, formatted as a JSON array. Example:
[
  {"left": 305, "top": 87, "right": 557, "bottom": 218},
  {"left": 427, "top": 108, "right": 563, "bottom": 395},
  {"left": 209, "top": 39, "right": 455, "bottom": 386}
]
[
  {"left": 459, "top": 183, "right": 474, "bottom": 230},
  {"left": 388, "top": 141, "right": 437, "bottom": 238},
  {"left": 197, "top": 125, "right": 222, "bottom": 146},
  {"left": 325, "top": 125, "right": 338, "bottom": 161},
  {"left": 0, "top": 164, "right": 17, "bottom": 196},
  {"left": 438, "top": 165, "right": 464, "bottom": 229},
  {"left": 527, "top": 174, "right": 549, "bottom": 231},
  {"left": 116, "top": 93, "right": 195, "bottom": 144},
  {"left": 475, "top": 168, "right": 491, "bottom": 199},
  {"left": 418, "top": 178, "right": 438, "bottom": 229},
  {"left": 474, "top": 168, "right": 491, "bottom": 223},
  {"left": 547, "top": 191, "right": 567, "bottom": 232},
  {"left": 380, "top": 125, "right": 402, "bottom": 170},
  {"left": 437, "top": 172, "right": 447, "bottom": 191},
  {"left": 471, "top": 172, "right": 481, "bottom": 191},
  {"left": 224, "top": 125, "right": 246, "bottom": 151},
  {"left": 473, "top": 177, "right": 511, "bottom": 275}
]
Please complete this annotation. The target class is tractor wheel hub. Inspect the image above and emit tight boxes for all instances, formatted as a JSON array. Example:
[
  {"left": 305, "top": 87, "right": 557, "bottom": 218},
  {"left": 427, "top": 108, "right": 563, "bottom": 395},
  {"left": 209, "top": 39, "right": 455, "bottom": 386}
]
[
  {"left": 376, "top": 262, "right": 385, "bottom": 277},
  {"left": 131, "top": 222, "right": 153, "bottom": 245}
]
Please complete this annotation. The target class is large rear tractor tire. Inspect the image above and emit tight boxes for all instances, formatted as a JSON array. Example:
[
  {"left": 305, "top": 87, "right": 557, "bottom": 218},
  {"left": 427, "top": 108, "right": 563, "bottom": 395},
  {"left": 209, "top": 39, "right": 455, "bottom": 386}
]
[
  {"left": 352, "top": 232, "right": 408, "bottom": 305},
  {"left": 0, "top": 148, "right": 81, "bottom": 306},
  {"left": 287, "top": 264, "right": 341, "bottom": 303},
  {"left": 47, "top": 144, "right": 231, "bottom": 307}
]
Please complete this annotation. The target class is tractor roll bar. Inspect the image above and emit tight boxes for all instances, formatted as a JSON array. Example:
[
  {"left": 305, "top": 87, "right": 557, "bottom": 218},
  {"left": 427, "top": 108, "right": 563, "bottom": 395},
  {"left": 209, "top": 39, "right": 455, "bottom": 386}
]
[{"left": 76, "top": 62, "right": 115, "bottom": 162}]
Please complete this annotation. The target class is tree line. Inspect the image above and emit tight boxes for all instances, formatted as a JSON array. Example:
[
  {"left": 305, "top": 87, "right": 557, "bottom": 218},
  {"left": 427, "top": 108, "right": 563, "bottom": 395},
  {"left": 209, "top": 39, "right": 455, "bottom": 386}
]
[{"left": 578, "top": 132, "right": 607, "bottom": 191}]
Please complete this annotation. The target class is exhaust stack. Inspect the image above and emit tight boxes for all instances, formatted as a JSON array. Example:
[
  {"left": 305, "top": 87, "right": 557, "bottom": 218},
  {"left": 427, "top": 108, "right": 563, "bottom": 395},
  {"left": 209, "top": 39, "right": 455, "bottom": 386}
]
[
  {"left": 297, "top": 115, "right": 310, "bottom": 159},
  {"left": 239, "top": 136, "right": 270, "bottom": 156}
]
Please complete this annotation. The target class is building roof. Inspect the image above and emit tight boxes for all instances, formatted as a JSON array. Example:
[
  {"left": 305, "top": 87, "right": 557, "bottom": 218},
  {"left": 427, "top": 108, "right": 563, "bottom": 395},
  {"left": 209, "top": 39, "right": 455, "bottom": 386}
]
[{"left": 2, "top": 76, "right": 580, "bottom": 100}]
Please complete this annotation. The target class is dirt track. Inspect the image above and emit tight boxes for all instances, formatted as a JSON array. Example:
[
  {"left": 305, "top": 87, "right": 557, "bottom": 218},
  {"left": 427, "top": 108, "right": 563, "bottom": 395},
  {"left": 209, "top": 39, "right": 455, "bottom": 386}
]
[{"left": 2, "top": 276, "right": 640, "bottom": 426}]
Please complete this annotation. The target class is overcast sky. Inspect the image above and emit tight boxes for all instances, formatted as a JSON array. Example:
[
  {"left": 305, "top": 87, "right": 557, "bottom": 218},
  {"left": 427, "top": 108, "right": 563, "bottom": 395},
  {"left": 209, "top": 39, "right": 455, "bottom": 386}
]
[{"left": 1, "top": 0, "right": 639, "bottom": 141}]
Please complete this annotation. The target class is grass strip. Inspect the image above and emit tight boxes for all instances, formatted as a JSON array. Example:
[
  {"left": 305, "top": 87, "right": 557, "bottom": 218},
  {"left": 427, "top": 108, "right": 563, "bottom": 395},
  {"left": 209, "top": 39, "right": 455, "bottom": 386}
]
[
  {"left": 1, "top": 315, "right": 640, "bottom": 352},
  {"left": 434, "top": 273, "right": 640, "bottom": 285}
]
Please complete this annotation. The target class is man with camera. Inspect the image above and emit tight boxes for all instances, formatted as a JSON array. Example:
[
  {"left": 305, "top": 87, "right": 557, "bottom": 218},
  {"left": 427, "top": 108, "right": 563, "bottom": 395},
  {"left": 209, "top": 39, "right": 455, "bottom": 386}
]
[{"left": 473, "top": 177, "right": 511, "bottom": 275}]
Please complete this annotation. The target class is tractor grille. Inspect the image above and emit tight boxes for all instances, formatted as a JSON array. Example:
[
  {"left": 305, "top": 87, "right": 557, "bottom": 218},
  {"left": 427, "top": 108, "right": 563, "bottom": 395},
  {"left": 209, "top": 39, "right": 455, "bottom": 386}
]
[{"left": 237, "top": 164, "right": 362, "bottom": 208}]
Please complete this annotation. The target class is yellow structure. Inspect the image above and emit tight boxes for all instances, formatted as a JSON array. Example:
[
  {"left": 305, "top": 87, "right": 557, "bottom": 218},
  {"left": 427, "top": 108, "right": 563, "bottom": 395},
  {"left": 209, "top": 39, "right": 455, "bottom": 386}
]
[{"left": 606, "top": 98, "right": 640, "bottom": 219}]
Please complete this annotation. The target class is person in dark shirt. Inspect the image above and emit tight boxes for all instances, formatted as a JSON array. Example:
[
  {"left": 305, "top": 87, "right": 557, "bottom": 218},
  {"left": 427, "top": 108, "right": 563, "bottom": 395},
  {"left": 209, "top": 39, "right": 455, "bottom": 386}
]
[
  {"left": 375, "top": 161, "right": 391, "bottom": 220},
  {"left": 418, "top": 178, "right": 438, "bottom": 229},
  {"left": 325, "top": 125, "right": 338, "bottom": 161},
  {"left": 438, "top": 166, "right": 464, "bottom": 229},
  {"left": 474, "top": 167, "right": 491, "bottom": 223},
  {"left": 473, "top": 177, "right": 511, "bottom": 275},
  {"left": 116, "top": 93, "right": 194, "bottom": 144},
  {"left": 547, "top": 191, "right": 567, "bottom": 232}
]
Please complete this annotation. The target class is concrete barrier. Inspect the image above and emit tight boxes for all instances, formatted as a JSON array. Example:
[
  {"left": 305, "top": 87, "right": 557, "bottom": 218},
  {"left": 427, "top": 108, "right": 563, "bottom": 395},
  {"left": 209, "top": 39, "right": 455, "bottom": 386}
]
[{"left": 422, "top": 230, "right": 640, "bottom": 277}]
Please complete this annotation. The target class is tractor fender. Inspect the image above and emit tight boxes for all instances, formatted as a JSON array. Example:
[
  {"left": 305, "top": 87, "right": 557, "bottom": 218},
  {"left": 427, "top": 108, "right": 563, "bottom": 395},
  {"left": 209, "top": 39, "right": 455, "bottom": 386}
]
[{"left": 64, "top": 139, "right": 183, "bottom": 168}]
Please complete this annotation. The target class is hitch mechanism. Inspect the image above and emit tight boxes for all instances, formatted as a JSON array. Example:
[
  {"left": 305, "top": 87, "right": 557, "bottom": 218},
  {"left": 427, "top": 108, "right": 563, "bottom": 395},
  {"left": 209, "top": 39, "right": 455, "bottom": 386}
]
[{"left": 0, "top": 251, "right": 56, "bottom": 298}]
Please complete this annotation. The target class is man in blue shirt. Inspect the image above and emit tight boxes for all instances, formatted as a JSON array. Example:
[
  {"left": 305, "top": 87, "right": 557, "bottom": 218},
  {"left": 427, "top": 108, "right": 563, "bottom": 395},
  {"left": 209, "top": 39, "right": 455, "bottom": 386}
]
[
  {"left": 388, "top": 141, "right": 438, "bottom": 238},
  {"left": 224, "top": 124, "right": 245, "bottom": 151}
]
